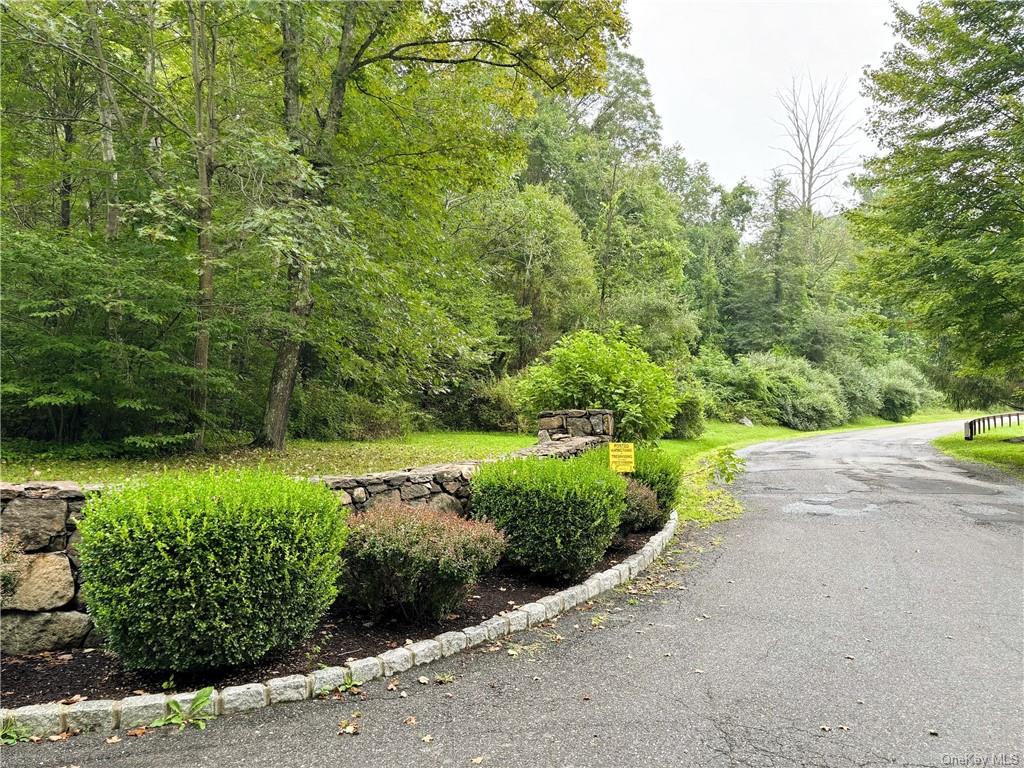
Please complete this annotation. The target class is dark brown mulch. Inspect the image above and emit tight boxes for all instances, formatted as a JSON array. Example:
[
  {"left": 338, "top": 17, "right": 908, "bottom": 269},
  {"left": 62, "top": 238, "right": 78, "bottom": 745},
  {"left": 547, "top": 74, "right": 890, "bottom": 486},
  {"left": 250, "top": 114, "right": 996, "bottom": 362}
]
[{"left": 0, "top": 533, "right": 650, "bottom": 708}]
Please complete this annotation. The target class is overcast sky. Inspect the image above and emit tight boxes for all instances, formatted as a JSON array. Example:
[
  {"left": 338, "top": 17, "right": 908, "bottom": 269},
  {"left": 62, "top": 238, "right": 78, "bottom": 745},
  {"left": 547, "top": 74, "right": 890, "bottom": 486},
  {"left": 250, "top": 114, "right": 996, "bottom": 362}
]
[{"left": 626, "top": 0, "right": 901, "bottom": 206}]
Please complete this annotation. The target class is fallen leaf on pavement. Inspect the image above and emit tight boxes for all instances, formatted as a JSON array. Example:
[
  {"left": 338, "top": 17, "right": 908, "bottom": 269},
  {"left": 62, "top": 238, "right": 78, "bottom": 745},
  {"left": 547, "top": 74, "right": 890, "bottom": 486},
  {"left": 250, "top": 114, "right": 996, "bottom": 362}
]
[
  {"left": 338, "top": 713, "right": 362, "bottom": 736},
  {"left": 403, "top": 716, "right": 417, "bottom": 726},
  {"left": 105, "top": 735, "right": 122, "bottom": 744},
  {"left": 126, "top": 727, "right": 147, "bottom": 737},
  {"left": 417, "top": 676, "right": 429, "bottom": 685},
  {"left": 422, "top": 734, "right": 434, "bottom": 743},
  {"left": 472, "top": 758, "right": 484, "bottom": 764}
]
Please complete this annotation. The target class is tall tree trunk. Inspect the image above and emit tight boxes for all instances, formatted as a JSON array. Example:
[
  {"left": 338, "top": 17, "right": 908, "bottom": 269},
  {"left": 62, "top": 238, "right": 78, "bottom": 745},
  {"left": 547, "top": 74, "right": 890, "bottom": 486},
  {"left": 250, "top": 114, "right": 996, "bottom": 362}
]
[
  {"left": 85, "top": 0, "right": 121, "bottom": 239},
  {"left": 253, "top": 3, "right": 312, "bottom": 451},
  {"left": 188, "top": 0, "right": 217, "bottom": 451},
  {"left": 59, "top": 120, "right": 73, "bottom": 229},
  {"left": 598, "top": 160, "right": 620, "bottom": 320},
  {"left": 255, "top": 261, "right": 312, "bottom": 450}
]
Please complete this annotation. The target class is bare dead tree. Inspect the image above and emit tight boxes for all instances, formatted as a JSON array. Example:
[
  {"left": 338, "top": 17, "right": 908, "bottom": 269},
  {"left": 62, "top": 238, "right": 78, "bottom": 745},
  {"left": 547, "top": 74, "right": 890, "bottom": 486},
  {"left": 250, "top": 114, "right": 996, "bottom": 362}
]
[{"left": 774, "top": 76, "right": 859, "bottom": 211}]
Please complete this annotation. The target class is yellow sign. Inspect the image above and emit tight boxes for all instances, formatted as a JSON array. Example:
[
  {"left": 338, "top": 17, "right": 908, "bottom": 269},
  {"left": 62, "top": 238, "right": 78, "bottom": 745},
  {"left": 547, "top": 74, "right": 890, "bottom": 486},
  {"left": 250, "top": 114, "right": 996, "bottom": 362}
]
[{"left": 608, "top": 442, "right": 635, "bottom": 473}]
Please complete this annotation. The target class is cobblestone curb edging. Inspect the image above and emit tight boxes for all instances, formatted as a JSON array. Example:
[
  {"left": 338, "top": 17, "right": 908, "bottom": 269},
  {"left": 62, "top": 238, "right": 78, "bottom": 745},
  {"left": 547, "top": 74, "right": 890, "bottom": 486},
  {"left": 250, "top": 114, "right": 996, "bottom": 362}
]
[{"left": 1, "top": 511, "right": 678, "bottom": 738}]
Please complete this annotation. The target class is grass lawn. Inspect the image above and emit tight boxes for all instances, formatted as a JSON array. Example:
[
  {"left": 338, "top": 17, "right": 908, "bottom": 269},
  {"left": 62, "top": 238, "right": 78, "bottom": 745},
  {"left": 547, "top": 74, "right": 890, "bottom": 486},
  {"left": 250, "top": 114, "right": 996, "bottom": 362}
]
[
  {"left": 1, "top": 406, "right": 977, "bottom": 486},
  {"left": 932, "top": 424, "right": 1024, "bottom": 478},
  {"left": 0, "top": 431, "right": 535, "bottom": 485}
]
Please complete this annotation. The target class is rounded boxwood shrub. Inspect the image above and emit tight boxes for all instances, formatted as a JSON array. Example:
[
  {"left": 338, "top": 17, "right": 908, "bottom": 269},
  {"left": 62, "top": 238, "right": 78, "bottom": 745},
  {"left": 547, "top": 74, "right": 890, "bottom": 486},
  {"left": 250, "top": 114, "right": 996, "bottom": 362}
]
[
  {"left": 78, "top": 470, "right": 348, "bottom": 672},
  {"left": 633, "top": 446, "right": 683, "bottom": 515},
  {"left": 471, "top": 456, "right": 625, "bottom": 582},
  {"left": 621, "top": 478, "right": 663, "bottom": 533},
  {"left": 339, "top": 500, "right": 504, "bottom": 622},
  {"left": 516, "top": 330, "right": 678, "bottom": 441}
]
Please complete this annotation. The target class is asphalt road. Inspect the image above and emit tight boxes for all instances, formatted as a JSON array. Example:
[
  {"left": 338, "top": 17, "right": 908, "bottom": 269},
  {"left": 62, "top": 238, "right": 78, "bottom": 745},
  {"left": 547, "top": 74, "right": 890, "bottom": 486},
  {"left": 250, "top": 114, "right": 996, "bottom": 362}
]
[{"left": 5, "top": 421, "right": 1022, "bottom": 768}]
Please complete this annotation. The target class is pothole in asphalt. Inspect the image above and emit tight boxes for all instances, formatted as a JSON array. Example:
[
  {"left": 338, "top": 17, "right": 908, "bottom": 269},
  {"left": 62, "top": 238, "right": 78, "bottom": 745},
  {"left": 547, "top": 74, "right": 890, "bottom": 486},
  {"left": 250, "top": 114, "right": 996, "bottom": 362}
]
[
  {"left": 783, "top": 500, "right": 880, "bottom": 517},
  {"left": 956, "top": 503, "right": 1023, "bottom": 526}
]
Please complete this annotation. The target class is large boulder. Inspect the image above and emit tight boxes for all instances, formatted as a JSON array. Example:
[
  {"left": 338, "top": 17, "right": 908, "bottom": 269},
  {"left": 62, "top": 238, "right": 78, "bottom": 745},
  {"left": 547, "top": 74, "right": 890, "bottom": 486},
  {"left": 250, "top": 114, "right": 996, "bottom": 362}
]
[
  {"left": 1, "top": 610, "right": 92, "bottom": 655},
  {"left": 2, "top": 553, "right": 76, "bottom": 612},
  {"left": 426, "top": 493, "right": 464, "bottom": 516},
  {"left": 1, "top": 497, "right": 67, "bottom": 551}
]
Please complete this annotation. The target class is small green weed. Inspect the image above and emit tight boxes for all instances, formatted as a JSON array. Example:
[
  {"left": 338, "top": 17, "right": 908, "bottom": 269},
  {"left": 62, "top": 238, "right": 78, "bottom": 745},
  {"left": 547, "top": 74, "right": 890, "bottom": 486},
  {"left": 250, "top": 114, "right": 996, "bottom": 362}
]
[{"left": 151, "top": 687, "right": 216, "bottom": 730}]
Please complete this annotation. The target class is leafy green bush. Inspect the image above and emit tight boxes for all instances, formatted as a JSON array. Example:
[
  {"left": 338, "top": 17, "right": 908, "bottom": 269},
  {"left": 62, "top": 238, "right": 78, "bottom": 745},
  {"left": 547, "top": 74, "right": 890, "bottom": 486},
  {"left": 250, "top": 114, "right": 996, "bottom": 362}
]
[
  {"left": 577, "top": 444, "right": 679, "bottom": 520},
  {"left": 633, "top": 446, "right": 683, "bottom": 515},
  {"left": 693, "top": 348, "right": 774, "bottom": 423},
  {"left": 621, "top": 478, "right": 663, "bottom": 532},
  {"left": 669, "top": 385, "right": 707, "bottom": 439},
  {"left": 827, "top": 355, "right": 882, "bottom": 418},
  {"left": 339, "top": 500, "right": 504, "bottom": 622},
  {"left": 473, "top": 376, "right": 530, "bottom": 433},
  {"left": 695, "top": 349, "right": 853, "bottom": 430},
  {"left": 877, "top": 378, "right": 920, "bottom": 421},
  {"left": 78, "top": 470, "right": 348, "bottom": 672},
  {"left": 516, "top": 330, "right": 678, "bottom": 441},
  {"left": 743, "top": 352, "right": 848, "bottom": 430},
  {"left": 470, "top": 456, "right": 625, "bottom": 581},
  {"left": 873, "top": 359, "right": 940, "bottom": 412}
]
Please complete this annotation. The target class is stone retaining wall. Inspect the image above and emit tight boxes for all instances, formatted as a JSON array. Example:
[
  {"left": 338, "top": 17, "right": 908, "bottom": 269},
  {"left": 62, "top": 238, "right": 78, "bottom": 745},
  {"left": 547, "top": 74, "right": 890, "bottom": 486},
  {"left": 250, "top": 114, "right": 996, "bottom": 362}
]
[
  {"left": 319, "top": 432, "right": 606, "bottom": 514},
  {"left": 1, "top": 482, "right": 94, "bottom": 655},
  {"left": 0, "top": 411, "right": 614, "bottom": 655},
  {"left": 537, "top": 408, "right": 614, "bottom": 442}
]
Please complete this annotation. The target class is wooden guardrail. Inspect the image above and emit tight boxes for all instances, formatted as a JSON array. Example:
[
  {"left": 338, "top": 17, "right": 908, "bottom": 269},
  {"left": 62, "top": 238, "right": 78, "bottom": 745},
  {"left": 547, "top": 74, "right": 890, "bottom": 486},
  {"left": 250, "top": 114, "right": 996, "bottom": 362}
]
[{"left": 964, "top": 412, "right": 1024, "bottom": 440}]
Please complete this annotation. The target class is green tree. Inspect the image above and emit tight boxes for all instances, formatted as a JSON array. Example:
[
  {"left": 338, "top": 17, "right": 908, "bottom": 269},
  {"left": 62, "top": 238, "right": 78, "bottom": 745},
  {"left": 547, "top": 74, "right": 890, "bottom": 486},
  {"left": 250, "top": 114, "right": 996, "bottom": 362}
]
[{"left": 852, "top": 0, "right": 1024, "bottom": 395}]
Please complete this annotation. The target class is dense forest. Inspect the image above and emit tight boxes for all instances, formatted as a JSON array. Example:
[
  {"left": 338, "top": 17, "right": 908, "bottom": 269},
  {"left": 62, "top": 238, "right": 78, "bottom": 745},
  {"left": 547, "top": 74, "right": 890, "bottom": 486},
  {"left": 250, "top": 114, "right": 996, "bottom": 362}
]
[{"left": 2, "top": 0, "right": 1021, "bottom": 453}]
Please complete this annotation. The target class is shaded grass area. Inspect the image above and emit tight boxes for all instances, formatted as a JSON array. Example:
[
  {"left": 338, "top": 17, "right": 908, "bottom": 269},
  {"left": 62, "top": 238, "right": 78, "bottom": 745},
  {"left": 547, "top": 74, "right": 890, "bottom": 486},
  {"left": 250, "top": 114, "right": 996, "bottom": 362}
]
[
  {"left": 659, "top": 407, "right": 979, "bottom": 526},
  {"left": 0, "top": 431, "right": 535, "bottom": 485},
  {"left": 933, "top": 424, "right": 1024, "bottom": 478}
]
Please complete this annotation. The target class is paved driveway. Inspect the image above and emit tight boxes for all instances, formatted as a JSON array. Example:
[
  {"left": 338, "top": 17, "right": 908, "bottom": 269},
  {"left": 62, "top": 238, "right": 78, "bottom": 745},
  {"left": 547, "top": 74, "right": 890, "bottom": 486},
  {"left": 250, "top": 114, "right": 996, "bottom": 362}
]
[{"left": 6, "top": 421, "right": 1022, "bottom": 767}]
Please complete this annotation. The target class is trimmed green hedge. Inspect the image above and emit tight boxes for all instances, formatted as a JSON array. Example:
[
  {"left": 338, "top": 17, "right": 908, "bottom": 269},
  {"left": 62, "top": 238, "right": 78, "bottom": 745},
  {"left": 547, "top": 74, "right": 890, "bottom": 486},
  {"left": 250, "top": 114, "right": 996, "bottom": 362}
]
[
  {"left": 339, "top": 500, "right": 504, "bottom": 622},
  {"left": 78, "top": 470, "right": 347, "bottom": 672},
  {"left": 470, "top": 456, "right": 625, "bottom": 581},
  {"left": 633, "top": 446, "right": 683, "bottom": 517},
  {"left": 576, "top": 444, "right": 679, "bottom": 528},
  {"left": 621, "top": 478, "right": 662, "bottom": 532}
]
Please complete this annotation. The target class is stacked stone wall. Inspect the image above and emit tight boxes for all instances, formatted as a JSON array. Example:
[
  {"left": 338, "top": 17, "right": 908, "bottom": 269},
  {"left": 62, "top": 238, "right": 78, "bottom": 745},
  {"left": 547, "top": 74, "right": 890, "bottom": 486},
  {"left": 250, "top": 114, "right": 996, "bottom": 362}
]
[
  {"left": 537, "top": 408, "right": 614, "bottom": 442},
  {"left": 1, "top": 482, "right": 95, "bottom": 654}
]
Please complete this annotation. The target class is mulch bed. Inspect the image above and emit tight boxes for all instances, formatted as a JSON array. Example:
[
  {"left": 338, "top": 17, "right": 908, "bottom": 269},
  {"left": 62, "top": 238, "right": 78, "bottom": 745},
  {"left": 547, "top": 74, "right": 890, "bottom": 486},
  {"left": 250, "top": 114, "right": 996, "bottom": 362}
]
[{"left": 0, "top": 532, "right": 650, "bottom": 708}]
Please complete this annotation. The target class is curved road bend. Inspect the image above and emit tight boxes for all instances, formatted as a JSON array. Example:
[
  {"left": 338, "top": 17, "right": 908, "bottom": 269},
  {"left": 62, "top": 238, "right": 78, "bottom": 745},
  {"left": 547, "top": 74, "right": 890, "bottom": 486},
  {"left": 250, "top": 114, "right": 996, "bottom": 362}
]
[{"left": 5, "top": 421, "right": 1022, "bottom": 768}]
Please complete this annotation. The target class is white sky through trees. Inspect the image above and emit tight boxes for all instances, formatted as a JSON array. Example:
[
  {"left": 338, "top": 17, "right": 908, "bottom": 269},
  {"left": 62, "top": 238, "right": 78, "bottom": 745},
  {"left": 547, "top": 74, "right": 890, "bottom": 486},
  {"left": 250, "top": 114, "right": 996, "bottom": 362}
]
[{"left": 627, "top": 0, "right": 901, "bottom": 207}]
